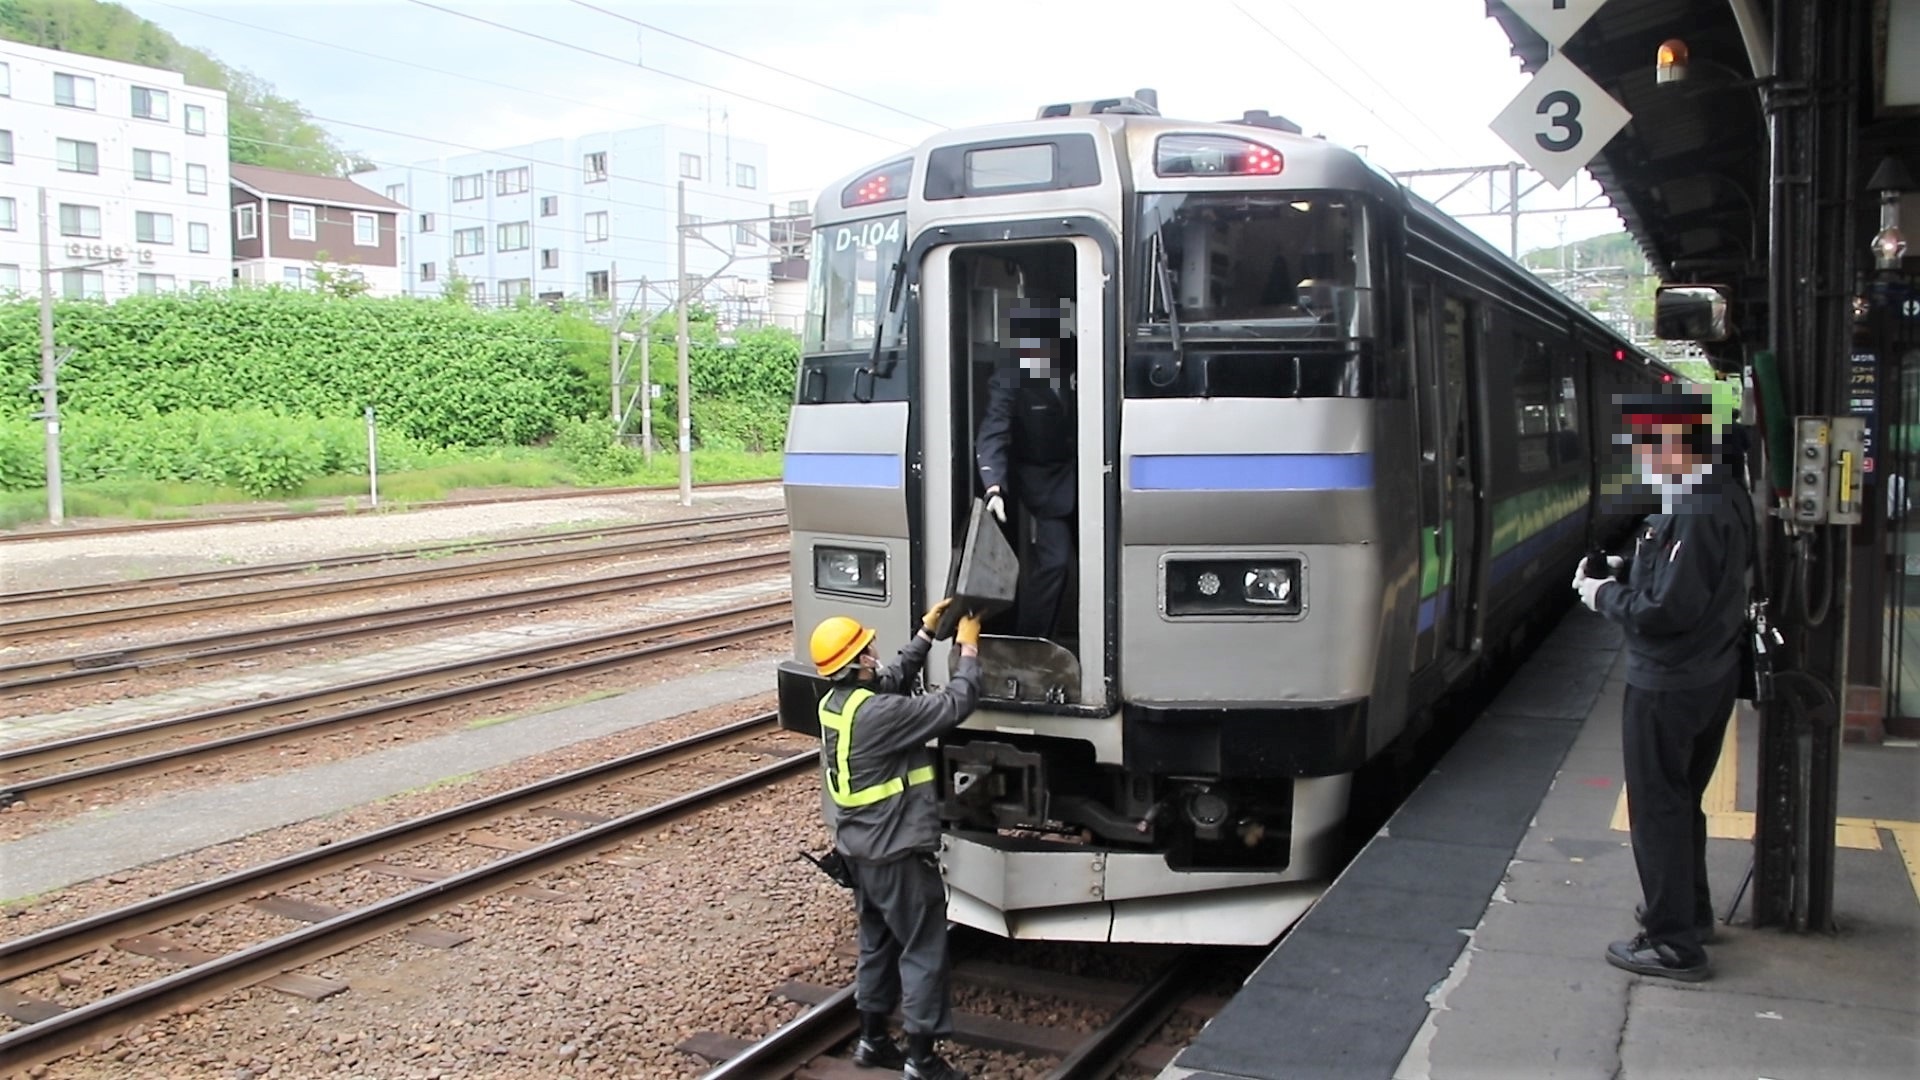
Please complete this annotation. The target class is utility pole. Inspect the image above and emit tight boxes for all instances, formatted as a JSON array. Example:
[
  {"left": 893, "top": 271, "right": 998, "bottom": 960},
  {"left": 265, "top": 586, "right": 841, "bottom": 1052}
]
[
  {"left": 36, "top": 187, "right": 63, "bottom": 526},
  {"left": 608, "top": 260, "right": 622, "bottom": 426},
  {"left": 639, "top": 276, "right": 654, "bottom": 464},
  {"left": 676, "top": 182, "right": 693, "bottom": 507}
]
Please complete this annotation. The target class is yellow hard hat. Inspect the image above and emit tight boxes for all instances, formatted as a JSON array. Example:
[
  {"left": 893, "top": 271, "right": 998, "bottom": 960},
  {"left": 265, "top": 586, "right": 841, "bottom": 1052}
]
[{"left": 810, "top": 616, "right": 875, "bottom": 678}]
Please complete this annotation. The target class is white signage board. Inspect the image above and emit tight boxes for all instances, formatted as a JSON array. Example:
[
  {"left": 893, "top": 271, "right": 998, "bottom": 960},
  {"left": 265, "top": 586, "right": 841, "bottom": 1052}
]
[
  {"left": 1490, "top": 52, "right": 1632, "bottom": 189},
  {"left": 1505, "top": 0, "right": 1611, "bottom": 49}
]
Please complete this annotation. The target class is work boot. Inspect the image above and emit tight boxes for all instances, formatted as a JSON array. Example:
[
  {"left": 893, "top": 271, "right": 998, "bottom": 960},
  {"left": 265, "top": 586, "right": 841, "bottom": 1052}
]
[
  {"left": 903, "top": 1033, "right": 967, "bottom": 1080},
  {"left": 852, "top": 1011, "right": 905, "bottom": 1070},
  {"left": 1634, "top": 901, "right": 1717, "bottom": 945}
]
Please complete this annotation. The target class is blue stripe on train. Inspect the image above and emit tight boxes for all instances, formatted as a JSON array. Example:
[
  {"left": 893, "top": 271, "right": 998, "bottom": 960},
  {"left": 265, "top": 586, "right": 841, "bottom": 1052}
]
[
  {"left": 1129, "top": 453, "right": 1373, "bottom": 492},
  {"left": 782, "top": 452, "right": 901, "bottom": 488}
]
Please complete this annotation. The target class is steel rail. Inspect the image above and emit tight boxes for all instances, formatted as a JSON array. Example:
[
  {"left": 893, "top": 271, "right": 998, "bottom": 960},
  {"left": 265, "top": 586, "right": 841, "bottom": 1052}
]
[
  {"left": 701, "top": 985, "right": 859, "bottom": 1079},
  {"left": 0, "top": 749, "right": 815, "bottom": 1071},
  {"left": 1044, "top": 952, "right": 1209, "bottom": 1080},
  {"left": 0, "top": 599, "right": 791, "bottom": 781},
  {"left": 0, "top": 549, "right": 789, "bottom": 691},
  {"left": 0, "top": 711, "right": 782, "bottom": 981},
  {"left": 0, "top": 507, "right": 785, "bottom": 605},
  {"left": 0, "top": 615, "right": 790, "bottom": 804},
  {"left": 0, "top": 523, "right": 788, "bottom": 639},
  {"left": 0, "top": 478, "right": 778, "bottom": 545}
]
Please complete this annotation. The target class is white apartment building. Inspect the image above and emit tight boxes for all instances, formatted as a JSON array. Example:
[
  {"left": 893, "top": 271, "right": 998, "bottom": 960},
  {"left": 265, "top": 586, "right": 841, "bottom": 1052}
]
[
  {"left": 355, "top": 125, "right": 773, "bottom": 312},
  {"left": 0, "top": 41, "right": 232, "bottom": 300}
]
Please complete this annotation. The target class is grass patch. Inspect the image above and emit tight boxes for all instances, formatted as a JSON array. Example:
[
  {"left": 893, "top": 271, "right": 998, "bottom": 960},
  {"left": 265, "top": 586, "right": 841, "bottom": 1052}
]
[
  {"left": 0, "top": 449, "right": 781, "bottom": 529},
  {"left": 467, "top": 689, "right": 624, "bottom": 730},
  {"left": 374, "top": 773, "right": 477, "bottom": 803}
]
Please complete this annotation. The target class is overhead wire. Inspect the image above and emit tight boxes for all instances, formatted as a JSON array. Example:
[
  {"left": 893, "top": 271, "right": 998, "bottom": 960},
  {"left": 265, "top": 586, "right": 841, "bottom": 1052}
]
[
  {"left": 1228, "top": 1, "right": 1447, "bottom": 170},
  {"left": 560, "top": 0, "right": 951, "bottom": 130},
  {"left": 400, "top": 0, "right": 912, "bottom": 148},
  {"left": 1270, "top": 0, "right": 1458, "bottom": 162}
]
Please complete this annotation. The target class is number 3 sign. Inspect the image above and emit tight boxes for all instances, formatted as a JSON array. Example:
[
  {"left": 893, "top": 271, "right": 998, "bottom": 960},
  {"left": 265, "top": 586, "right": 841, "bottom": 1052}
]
[{"left": 1490, "top": 52, "right": 1633, "bottom": 189}]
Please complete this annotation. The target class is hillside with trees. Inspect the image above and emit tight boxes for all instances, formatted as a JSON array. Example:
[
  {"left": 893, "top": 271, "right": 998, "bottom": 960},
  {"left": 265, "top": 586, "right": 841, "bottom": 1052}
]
[{"left": 0, "top": 0, "right": 366, "bottom": 175}]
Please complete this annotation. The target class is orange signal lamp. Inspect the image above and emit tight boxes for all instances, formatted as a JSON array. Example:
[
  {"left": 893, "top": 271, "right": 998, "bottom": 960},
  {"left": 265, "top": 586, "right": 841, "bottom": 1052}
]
[{"left": 1657, "top": 39, "right": 1690, "bottom": 84}]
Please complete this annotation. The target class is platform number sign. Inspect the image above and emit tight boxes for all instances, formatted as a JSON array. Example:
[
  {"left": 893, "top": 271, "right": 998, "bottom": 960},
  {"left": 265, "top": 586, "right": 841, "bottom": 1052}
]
[
  {"left": 1504, "top": 0, "right": 1611, "bottom": 49},
  {"left": 1490, "top": 52, "right": 1632, "bottom": 189}
]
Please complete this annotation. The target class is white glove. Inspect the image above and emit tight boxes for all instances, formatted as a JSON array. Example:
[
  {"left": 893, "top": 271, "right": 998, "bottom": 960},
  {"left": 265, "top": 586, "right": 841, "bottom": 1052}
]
[
  {"left": 1607, "top": 555, "right": 1626, "bottom": 571},
  {"left": 984, "top": 489, "right": 1006, "bottom": 524},
  {"left": 1576, "top": 575, "right": 1612, "bottom": 612}
]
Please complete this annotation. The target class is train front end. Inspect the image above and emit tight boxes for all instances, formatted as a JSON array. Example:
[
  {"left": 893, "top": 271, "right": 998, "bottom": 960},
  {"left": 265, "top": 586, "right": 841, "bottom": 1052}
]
[{"left": 779, "top": 106, "right": 1420, "bottom": 945}]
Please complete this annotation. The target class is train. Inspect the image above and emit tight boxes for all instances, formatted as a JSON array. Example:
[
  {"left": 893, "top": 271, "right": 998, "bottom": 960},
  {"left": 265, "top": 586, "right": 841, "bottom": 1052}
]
[{"left": 775, "top": 91, "right": 1677, "bottom": 945}]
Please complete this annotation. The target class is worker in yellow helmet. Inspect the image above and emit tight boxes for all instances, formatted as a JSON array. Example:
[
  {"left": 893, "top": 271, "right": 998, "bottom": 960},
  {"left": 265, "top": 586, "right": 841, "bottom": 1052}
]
[{"left": 808, "top": 598, "right": 983, "bottom": 1080}]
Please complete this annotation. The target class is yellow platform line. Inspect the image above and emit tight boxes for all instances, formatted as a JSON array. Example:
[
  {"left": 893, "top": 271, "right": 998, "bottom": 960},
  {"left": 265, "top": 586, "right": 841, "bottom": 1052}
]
[{"left": 1603, "top": 711, "right": 1920, "bottom": 904}]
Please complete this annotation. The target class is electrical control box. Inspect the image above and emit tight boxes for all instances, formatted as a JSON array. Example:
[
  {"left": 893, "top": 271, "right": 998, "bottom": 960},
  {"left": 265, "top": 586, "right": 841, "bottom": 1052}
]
[{"left": 1792, "top": 416, "right": 1868, "bottom": 526}]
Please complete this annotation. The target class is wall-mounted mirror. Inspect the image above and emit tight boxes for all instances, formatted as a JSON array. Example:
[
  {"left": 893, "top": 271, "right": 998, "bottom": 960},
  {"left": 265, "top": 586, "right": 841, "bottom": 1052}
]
[{"left": 1654, "top": 284, "right": 1732, "bottom": 342}]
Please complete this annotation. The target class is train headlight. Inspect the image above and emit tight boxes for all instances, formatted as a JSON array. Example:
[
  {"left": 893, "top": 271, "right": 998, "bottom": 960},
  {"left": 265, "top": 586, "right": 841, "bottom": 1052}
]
[
  {"left": 1164, "top": 557, "right": 1304, "bottom": 617},
  {"left": 1243, "top": 566, "right": 1293, "bottom": 606},
  {"left": 814, "top": 545, "right": 887, "bottom": 601}
]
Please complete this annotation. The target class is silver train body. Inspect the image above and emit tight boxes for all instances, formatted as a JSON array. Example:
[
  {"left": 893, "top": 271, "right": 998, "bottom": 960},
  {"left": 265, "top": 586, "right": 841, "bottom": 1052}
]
[{"left": 776, "top": 100, "right": 1670, "bottom": 945}]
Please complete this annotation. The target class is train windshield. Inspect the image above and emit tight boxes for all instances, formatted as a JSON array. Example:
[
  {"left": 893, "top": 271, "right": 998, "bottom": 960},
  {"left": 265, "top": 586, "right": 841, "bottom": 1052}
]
[
  {"left": 804, "top": 214, "right": 907, "bottom": 354},
  {"left": 1134, "top": 193, "right": 1372, "bottom": 341}
]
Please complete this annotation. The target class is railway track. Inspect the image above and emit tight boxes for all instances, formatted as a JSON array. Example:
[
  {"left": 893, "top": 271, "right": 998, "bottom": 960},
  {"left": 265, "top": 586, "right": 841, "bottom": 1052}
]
[
  {"left": 0, "top": 519, "right": 788, "bottom": 642},
  {"left": 0, "top": 600, "right": 792, "bottom": 804},
  {"left": 0, "top": 548, "right": 789, "bottom": 692},
  {"left": 0, "top": 478, "right": 778, "bottom": 546},
  {"left": 687, "top": 944, "right": 1234, "bottom": 1079},
  {"left": 0, "top": 507, "right": 785, "bottom": 607},
  {"left": 0, "top": 712, "right": 815, "bottom": 1073}
]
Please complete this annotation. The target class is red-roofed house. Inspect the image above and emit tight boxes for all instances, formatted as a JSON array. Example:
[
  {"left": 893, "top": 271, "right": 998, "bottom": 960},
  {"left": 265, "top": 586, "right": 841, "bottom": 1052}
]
[{"left": 230, "top": 164, "right": 407, "bottom": 295}]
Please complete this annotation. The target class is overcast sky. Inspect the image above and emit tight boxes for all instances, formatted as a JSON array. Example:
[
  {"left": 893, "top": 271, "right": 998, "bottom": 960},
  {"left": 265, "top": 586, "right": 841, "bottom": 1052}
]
[{"left": 124, "top": 0, "right": 1629, "bottom": 256}]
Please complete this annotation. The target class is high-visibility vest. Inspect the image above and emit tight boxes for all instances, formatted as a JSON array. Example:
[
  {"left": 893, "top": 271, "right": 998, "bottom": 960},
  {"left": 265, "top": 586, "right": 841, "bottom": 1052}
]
[{"left": 818, "top": 686, "right": 936, "bottom": 808}]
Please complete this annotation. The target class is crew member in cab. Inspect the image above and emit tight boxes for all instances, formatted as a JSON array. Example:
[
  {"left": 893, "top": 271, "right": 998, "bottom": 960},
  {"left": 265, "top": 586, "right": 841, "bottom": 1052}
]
[
  {"left": 808, "top": 600, "right": 984, "bottom": 1080},
  {"left": 977, "top": 304, "right": 1077, "bottom": 640},
  {"left": 1572, "top": 390, "right": 1751, "bottom": 983}
]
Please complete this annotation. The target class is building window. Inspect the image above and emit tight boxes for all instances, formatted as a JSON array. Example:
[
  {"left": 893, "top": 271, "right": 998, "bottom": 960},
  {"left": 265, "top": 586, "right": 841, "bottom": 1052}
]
[
  {"left": 539, "top": 195, "right": 558, "bottom": 217},
  {"left": 736, "top": 163, "right": 757, "bottom": 189},
  {"left": 454, "top": 227, "right": 484, "bottom": 256},
  {"left": 587, "top": 269, "right": 609, "bottom": 299},
  {"left": 497, "top": 167, "right": 530, "bottom": 195},
  {"left": 188, "top": 221, "right": 210, "bottom": 252},
  {"left": 735, "top": 224, "right": 757, "bottom": 247},
  {"left": 0, "top": 130, "right": 11, "bottom": 165},
  {"left": 133, "top": 149, "right": 172, "bottom": 183},
  {"left": 420, "top": 262, "right": 436, "bottom": 282},
  {"left": 186, "top": 163, "right": 208, "bottom": 194},
  {"left": 137, "top": 273, "right": 175, "bottom": 295},
  {"left": 418, "top": 213, "right": 434, "bottom": 232},
  {"left": 57, "top": 138, "right": 99, "bottom": 174},
  {"left": 184, "top": 104, "right": 206, "bottom": 135},
  {"left": 471, "top": 281, "right": 486, "bottom": 303},
  {"left": 59, "top": 204, "right": 102, "bottom": 238},
  {"left": 63, "top": 269, "right": 105, "bottom": 300},
  {"left": 585, "top": 211, "right": 608, "bottom": 242},
  {"left": 0, "top": 266, "right": 20, "bottom": 294},
  {"left": 502, "top": 278, "right": 531, "bottom": 301},
  {"left": 132, "top": 86, "right": 170, "bottom": 121},
  {"left": 684, "top": 213, "right": 703, "bottom": 228},
  {"left": 137, "top": 211, "right": 174, "bottom": 244},
  {"left": 236, "top": 203, "right": 258, "bottom": 239},
  {"left": 0, "top": 62, "right": 9, "bottom": 97},
  {"left": 54, "top": 73, "right": 96, "bottom": 110},
  {"left": 0, "top": 197, "right": 14, "bottom": 231},
  {"left": 283, "top": 266, "right": 304, "bottom": 287},
  {"left": 583, "top": 151, "right": 607, "bottom": 182},
  {"left": 497, "top": 221, "right": 529, "bottom": 251},
  {"left": 679, "top": 153, "right": 701, "bottom": 180},
  {"left": 788, "top": 199, "right": 808, "bottom": 215},
  {"left": 354, "top": 212, "right": 379, "bottom": 247},
  {"left": 385, "top": 183, "right": 404, "bottom": 202},
  {"left": 540, "top": 248, "right": 559, "bottom": 269},
  {"left": 288, "top": 205, "right": 315, "bottom": 241},
  {"left": 452, "top": 173, "right": 483, "bottom": 201}
]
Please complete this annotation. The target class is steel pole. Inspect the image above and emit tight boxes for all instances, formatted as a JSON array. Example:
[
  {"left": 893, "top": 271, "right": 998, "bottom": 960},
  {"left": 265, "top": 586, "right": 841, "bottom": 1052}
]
[
  {"left": 36, "top": 187, "right": 63, "bottom": 526},
  {"left": 676, "top": 183, "right": 693, "bottom": 507}
]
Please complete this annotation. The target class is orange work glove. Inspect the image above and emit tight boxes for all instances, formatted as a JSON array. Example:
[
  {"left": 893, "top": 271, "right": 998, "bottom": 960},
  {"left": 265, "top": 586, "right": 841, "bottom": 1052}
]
[
  {"left": 955, "top": 613, "right": 983, "bottom": 648},
  {"left": 922, "top": 597, "right": 953, "bottom": 633}
]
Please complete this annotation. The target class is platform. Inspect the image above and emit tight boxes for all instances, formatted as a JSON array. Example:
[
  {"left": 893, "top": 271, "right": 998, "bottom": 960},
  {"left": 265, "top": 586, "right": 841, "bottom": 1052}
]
[{"left": 1162, "top": 609, "right": 1920, "bottom": 1080}]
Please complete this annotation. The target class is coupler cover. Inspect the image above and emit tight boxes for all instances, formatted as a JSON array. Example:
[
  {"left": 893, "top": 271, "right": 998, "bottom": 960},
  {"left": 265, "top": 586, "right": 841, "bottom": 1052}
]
[
  {"left": 940, "top": 740, "right": 1046, "bottom": 830},
  {"left": 936, "top": 498, "right": 1019, "bottom": 639}
]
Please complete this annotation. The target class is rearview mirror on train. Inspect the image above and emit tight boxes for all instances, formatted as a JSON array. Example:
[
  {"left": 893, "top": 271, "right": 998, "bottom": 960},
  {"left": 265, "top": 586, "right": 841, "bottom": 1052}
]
[{"left": 1654, "top": 284, "right": 1732, "bottom": 342}]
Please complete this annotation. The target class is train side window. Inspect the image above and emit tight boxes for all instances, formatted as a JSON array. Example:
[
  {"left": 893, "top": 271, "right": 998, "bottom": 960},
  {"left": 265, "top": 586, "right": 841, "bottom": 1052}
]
[
  {"left": 1553, "top": 352, "right": 1584, "bottom": 467},
  {"left": 1411, "top": 286, "right": 1439, "bottom": 525},
  {"left": 1512, "top": 335, "right": 1552, "bottom": 475}
]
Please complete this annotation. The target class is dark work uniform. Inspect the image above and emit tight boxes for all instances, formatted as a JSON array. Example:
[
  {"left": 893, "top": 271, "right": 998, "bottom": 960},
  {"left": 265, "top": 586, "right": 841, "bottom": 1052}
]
[
  {"left": 819, "top": 633, "right": 983, "bottom": 1040},
  {"left": 1592, "top": 472, "right": 1750, "bottom": 965},
  {"left": 976, "top": 367, "right": 1076, "bottom": 638}
]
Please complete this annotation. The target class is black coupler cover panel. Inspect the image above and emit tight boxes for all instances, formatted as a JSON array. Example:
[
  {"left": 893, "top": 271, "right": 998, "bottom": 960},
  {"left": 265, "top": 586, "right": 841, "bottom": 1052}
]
[{"left": 937, "top": 498, "right": 1020, "bottom": 639}]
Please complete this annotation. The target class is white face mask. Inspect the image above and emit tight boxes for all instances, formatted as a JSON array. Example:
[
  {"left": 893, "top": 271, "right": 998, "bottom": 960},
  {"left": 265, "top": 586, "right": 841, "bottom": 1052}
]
[
  {"left": 1642, "top": 461, "right": 1711, "bottom": 509},
  {"left": 1019, "top": 352, "right": 1055, "bottom": 381}
]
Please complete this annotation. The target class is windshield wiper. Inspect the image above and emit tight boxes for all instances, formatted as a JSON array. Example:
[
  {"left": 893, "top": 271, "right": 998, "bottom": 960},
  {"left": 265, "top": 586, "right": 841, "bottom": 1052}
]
[
  {"left": 1151, "top": 231, "right": 1185, "bottom": 372},
  {"left": 855, "top": 257, "right": 908, "bottom": 403}
]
